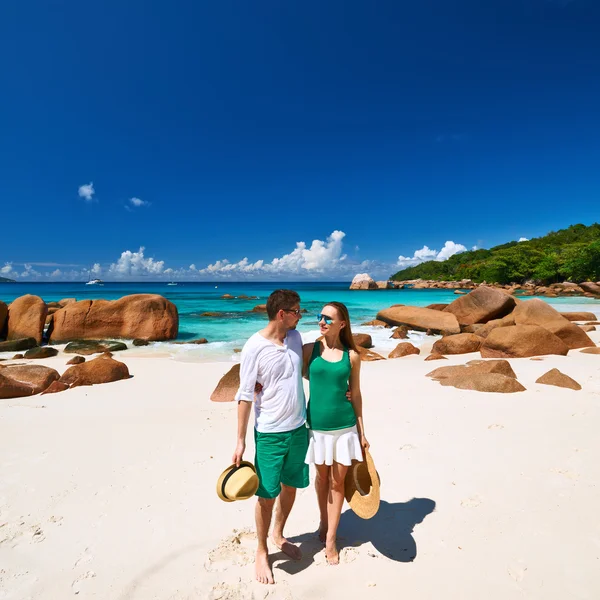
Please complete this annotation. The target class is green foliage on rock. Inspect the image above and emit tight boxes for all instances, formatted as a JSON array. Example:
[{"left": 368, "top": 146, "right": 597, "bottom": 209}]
[{"left": 391, "top": 223, "right": 600, "bottom": 284}]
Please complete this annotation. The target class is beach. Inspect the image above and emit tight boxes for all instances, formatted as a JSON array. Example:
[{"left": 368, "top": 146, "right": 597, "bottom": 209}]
[{"left": 2, "top": 331, "right": 600, "bottom": 599}]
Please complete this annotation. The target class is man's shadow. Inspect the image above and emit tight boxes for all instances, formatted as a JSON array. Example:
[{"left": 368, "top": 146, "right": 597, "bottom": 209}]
[{"left": 274, "top": 497, "right": 436, "bottom": 575}]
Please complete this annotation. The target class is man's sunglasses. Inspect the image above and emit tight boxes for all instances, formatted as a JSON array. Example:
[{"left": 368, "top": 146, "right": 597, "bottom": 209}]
[
  {"left": 317, "top": 313, "right": 334, "bottom": 325},
  {"left": 283, "top": 308, "right": 302, "bottom": 316}
]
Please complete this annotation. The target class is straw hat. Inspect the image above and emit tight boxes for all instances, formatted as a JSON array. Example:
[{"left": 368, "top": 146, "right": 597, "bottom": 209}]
[
  {"left": 344, "top": 450, "right": 380, "bottom": 519},
  {"left": 216, "top": 461, "right": 259, "bottom": 502}
]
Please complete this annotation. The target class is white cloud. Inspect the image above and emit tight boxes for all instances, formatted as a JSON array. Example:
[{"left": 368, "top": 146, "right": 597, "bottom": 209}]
[
  {"left": 20, "top": 264, "right": 41, "bottom": 279},
  {"left": 518, "top": 237, "right": 529, "bottom": 242},
  {"left": 199, "top": 230, "right": 347, "bottom": 277},
  {"left": 78, "top": 182, "right": 95, "bottom": 201},
  {"left": 436, "top": 241, "right": 468, "bottom": 261},
  {"left": 129, "top": 197, "right": 149, "bottom": 208},
  {"left": 397, "top": 240, "right": 467, "bottom": 268},
  {"left": 1, "top": 262, "right": 19, "bottom": 278},
  {"left": 108, "top": 247, "right": 165, "bottom": 277}
]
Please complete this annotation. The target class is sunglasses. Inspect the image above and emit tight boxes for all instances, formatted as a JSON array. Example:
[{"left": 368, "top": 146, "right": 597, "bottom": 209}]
[
  {"left": 317, "top": 313, "right": 334, "bottom": 325},
  {"left": 283, "top": 308, "right": 302, "bottom": 316}
]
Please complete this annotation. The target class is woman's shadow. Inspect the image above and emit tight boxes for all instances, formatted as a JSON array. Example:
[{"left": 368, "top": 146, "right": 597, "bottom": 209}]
[{"left": 275, "top": 497, "right": 436, "bottom": 575}]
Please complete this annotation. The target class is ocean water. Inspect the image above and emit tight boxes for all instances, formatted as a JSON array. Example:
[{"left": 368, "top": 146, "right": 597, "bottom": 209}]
[{"left": 1, "top": 281, "right": 599, "bottom": 362}]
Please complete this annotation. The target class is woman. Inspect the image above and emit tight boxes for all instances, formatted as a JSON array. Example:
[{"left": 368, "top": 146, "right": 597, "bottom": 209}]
[{"left": 303, "top": 301, "right": 369, "bottom": 565}]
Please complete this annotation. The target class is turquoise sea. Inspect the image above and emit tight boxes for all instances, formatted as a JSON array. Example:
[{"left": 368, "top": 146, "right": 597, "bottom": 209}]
[{"left": 2, "top": 282, "right": 599, "bottom": 362}]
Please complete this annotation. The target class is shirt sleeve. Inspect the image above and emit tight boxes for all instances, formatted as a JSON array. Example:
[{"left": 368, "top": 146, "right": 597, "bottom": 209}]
[{"left": 234, "top": 341, "right": 260, "bottom": 403}]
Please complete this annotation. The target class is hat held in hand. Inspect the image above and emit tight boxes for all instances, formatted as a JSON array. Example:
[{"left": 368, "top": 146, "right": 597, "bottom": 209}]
[
  {"left": 217, "top": 461, "right": 259, "bottom": 502},
  {"left": 344, "top": 449, "right": 380, "bottom": 519}
]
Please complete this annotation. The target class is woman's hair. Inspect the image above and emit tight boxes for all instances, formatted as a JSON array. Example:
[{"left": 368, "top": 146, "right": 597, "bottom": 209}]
[{"left": 324, "top": 301, "right": 358, "bottom": 352}]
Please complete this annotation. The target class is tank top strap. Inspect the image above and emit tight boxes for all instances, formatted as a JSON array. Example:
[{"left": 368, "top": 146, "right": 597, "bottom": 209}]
[{"left": 309, "top": 340, "right": 321, "bottom": 364}]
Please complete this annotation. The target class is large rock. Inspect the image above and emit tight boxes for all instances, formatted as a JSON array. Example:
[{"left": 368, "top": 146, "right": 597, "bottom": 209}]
[
  {"left": 535, "top": 368, "right": 581, "bottom": 391},
  {"left": 24, "top": 347, "right": 59, "bottom": 359},
  {"left": 6, "top": 295, "right": 47, "bottom": 344},
  {"left": 210, "top": 364, "right": 241, "bottom": 402},
  {"left": 63, "top": 340, "right": 128, "bottom": 355},
  {"left": 0, "top": 364, "right": 60, "bottom": 398},
  {"left": 442, "top": 286, "right": 516, "bottom": 325},
  {"left": 481, "top": 325, "right": 569, "bottom": 358},
  {"left": 473, "top": 314, "right": 515, "bottom": 339},
  {"left": 0, "top": 301, "right": 7, "bottom": 338},
  {"left": 0, "top": 337, "right": 38, "bottom": 352},
  {"left": 388, "top": 342, "right": 420, "bottom": 358},
  {"left": 512, "top": 299, "right": 594, "bottom": 349},
  {"left": 437, "top": 372, "right": 526, "bottom": 393},
  {"left": 352, "top": 334, "right": 373, "bottom": 349},
  {"left": 560, "top": 311, "right": 597, "bottom": 322},
  {"left": 432, "top": 333, "right": 482, "bottom": 355},
  {"left": 59, "top": 355, "right": 130, "bottom": 388},
  {"left": 49, "top": 294, "right": 178, "bottom": 342},
  {"left": 579, "top": 282, "right": 600, "bottom": 295},
  {"left": 427, "top": 359, "right": 517, "bottom": 380},
  {"left": 425, "top": 304, "right": 449, "bottom": 311},
  {"left": 250, "top": 305, "right": 267, "bottom": 313},
  {"left": 376, "top": 306, "right": 460, "bottom": 335},
  {"left": 349, "top": 273, "right": 378, "bottom": 290}
]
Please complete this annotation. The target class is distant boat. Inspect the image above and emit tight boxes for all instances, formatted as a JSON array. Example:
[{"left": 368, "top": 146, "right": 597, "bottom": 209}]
[
  {"left": 167, "top": 282, "right": 178, "bottom": 286},
  {"left": 85, "top": 267, "right": 104, "bottom": 285}
]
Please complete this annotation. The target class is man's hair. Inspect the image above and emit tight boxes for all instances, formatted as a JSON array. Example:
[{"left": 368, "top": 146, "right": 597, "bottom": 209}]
[{"left": 266, "top": 289, "right": 301, "bottom": 320}]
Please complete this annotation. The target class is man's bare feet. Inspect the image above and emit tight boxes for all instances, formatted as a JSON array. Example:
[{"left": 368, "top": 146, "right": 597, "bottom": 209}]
[
  {"left": 325, "top": 539, "right": 339, "bottom": 565},
  {"left": 255, "top": 550, "right": 274, "bottom": 584},
  {"left": 271, "top": 534, "right": 302, "bottom": 560},
  {"left": 318, "top": 522, "right": 328, "bottom": 544}
]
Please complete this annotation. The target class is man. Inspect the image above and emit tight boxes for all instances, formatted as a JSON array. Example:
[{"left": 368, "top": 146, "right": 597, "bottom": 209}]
[{"left": 233, "top": 289, "right": 307, "bottom": 585}]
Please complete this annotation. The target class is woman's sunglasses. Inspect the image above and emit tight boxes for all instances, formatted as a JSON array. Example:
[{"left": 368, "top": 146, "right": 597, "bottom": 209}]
[{"left": 317, "top": 313, "right": 334, "bottom": 325}]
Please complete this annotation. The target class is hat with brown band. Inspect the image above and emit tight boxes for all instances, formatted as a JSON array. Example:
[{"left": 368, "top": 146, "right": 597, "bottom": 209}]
[
  {"left": 344, "top": 449, "right": 381, "bottom": 519},
  {"left": 216, "top": 461, "right": 260, "bottom": 502}
]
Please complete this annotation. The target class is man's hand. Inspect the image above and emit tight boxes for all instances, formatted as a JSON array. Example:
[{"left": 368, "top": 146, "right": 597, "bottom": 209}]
[
  {"left": 232, "top": 440, "right": 246, "bottom": 467},
  {"left": 346, "top": 387, "right": 352, "bottom": 402}
]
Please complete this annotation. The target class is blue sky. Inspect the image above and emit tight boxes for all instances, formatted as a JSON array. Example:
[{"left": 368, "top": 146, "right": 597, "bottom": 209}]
[{"left": 1, "top": 0, "right": 599, "bottom": 281}]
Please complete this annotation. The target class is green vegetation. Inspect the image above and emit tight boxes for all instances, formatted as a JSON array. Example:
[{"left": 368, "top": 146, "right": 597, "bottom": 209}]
[
  {"left": 0, "top": 276, "right": 16, "bottom": 283},
  {"left": 391, "top": 223, "right": 600, "bottom": 285}
]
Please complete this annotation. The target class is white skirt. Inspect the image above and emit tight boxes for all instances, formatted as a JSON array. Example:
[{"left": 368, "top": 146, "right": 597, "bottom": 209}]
[{"left": 305, "top": 425, "right": 363, "bottom": 466}]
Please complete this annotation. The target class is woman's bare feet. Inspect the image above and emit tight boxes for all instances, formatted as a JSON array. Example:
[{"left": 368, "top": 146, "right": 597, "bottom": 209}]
[
  {"left": 255, "top": 549, "right": 274, "bottom": 584},
  {"left": 271, "top": 533, "right": 302, "bottom": 560},
  {"left": 325, "top": 539, "right": 339, "bottom": 565},
  {"left": 318, "top": 522, "right": 328, "bottom": 544}
]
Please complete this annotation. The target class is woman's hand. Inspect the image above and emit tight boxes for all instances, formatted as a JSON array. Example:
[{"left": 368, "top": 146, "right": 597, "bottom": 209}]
[
  {"left": 254, "top": 382, "right": 263, "bottom": 394},
  {"left": 360, "top": 434, "right": 370, "bottom": 453}
]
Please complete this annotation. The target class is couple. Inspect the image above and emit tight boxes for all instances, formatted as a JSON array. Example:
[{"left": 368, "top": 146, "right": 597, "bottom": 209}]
[{"left": 233, "top": 289, "right": 369, "bottom": 584}]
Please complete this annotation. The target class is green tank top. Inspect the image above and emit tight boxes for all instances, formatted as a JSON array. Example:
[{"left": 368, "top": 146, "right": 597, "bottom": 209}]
[{"left": 306, "top": 342, "right": 356, "bottom": 431}]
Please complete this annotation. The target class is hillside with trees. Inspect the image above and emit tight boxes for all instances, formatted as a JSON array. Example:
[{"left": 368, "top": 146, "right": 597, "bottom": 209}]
[
  {"left": 0, "top": 276, "right": 16, "bottom": 283},
  {"left": 391, "top": 223, "right": 600, "bottom": 285}
]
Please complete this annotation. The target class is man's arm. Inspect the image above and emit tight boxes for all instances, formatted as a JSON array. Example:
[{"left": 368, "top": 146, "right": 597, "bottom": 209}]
[
  {"left": 232, "top": 399, "right": 252, "bottom": 466},
  {"left": 232, "top": 340, "right": 260, "bottom": 466}
]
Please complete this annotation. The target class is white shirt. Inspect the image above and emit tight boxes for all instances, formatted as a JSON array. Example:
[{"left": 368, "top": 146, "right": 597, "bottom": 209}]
[{"left": 235, "top": 329, "right": 306, "bottom": 433}]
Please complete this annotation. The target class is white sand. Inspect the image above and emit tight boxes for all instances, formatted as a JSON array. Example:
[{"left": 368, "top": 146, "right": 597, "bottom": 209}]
[{"left": 1, "top": 335, "right": 600, "bottom": 599}]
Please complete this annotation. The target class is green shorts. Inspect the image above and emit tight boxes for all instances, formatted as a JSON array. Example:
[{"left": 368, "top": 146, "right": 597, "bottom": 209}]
[{"left": 254, "top": 424, "right": 310, "bottom": 499}]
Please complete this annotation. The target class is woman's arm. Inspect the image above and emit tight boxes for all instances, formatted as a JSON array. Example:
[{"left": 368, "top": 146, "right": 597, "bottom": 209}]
[
  {"left": 349, "top": 350, "right": 370, "bottom": 452},
  {"left": 302, "top": 342, "right": 314, "bottom": 380}
]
